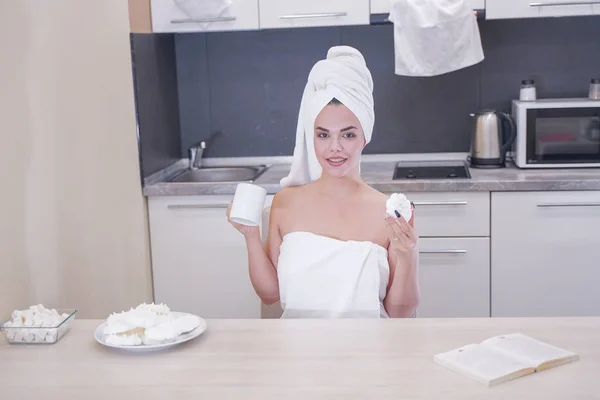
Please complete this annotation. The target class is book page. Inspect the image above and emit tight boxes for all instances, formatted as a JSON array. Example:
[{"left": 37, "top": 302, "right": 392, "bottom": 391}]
[
  {"left": 481, "top": 333, "right": 579, "bottom": 369},
  {"left": 434, "top": 343, "right": 534, "bottom": 385}
]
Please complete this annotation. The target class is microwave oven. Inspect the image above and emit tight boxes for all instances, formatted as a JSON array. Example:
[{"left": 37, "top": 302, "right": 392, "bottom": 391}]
[{"left": 511, "top": 98, "right": 600, "bottom": 168}]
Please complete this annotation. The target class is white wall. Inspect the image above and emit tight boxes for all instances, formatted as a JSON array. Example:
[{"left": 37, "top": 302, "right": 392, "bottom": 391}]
[{"left": 0, "top": 1, "right": 153, "bottom": 318}]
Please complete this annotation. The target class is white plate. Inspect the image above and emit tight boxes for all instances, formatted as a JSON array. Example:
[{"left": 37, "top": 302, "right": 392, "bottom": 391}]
[{"left": 93, "top": 312, "right": 207, "bottom": 351}]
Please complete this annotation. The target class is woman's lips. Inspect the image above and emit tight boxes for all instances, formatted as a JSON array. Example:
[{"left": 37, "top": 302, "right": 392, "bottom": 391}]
[{"left": 326, "top": 157, "right": 348, "bottom": 167}]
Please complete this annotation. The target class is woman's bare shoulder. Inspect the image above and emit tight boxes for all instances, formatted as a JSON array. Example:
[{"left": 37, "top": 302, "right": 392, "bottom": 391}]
[
  {"left": 362, "top": 184, "right": 390, "bottom": 207},
  {"left": 272, "top": 185, "right": 306, "bottom": 210}
]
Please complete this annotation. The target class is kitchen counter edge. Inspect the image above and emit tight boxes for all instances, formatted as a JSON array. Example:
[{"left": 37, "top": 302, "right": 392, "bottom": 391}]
[{"left": 142, "top": 156, "right": 600, "bottom": 196}]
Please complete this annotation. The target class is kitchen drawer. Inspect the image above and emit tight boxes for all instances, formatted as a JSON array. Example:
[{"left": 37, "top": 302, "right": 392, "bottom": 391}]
[
  {"left": 370, "top": 0, "right": 484, "bottom": 14},
  {"left": 150, "top": 0, "right": 259, "bottom": 32},
  {"left": 487, "top": 0, "right": 597, "bottom": 19},
  {"left": 416, "top": 238, "right": 490, "bottom": 318},
  {"left": 390, "top": 192, "right": 490, "bottom": 237},
  {"left": 259, "top": 0, "right": 369, "bottom": 29}
]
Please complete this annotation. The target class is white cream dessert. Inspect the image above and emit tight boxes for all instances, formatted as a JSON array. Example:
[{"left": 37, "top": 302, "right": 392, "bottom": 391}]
[
  {"left": 136, "top": 302, "right": 170, "bottom": 315},
  {"left": 386, "top": 193, "right": 413, "bottom": 222},
  {"left": 2, "top": 304, "right": 71, "bottom": 343},
  {"left": 173, "top": 314, "right": 202, "bottom": 334},
  {"left": 144, "top": 323, "right": 180, "bottom": 343},
  {"left": 106, "top": 309, "right": 158, "bottom": 330},
  {"left": 105, "top": 333, "right": 143, "bottom": 346},
  {"left": 102, "top": 302, "right": 200, "bottom": 346}
]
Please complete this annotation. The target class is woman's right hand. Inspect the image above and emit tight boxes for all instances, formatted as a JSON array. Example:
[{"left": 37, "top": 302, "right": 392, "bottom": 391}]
[{"left": 226, "top": 202, "right": 260, "bottom": 238}]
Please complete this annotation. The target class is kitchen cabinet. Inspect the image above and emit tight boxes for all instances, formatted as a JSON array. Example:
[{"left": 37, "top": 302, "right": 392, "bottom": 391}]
[
  {"left": 486, "top": 0, "right": 599, "bottom": 19},
  {"left": 150, "top": 0, "right": 259, "bottom": 33},
  {"left": 370, "top": 0, "right": 485, "bottom": 14},
  {"left": 148, "top": 195, "right": 272, "bottom": 319},
  {"left": 416, "top": 238, "right": 490, "bottom": 318},
  {"left": 389, "top": 192, "right": 491, "bottom": 318},
  {"left": 259, "top": 0, "right": 369, "bottom": 29},
  {"left": 407, "top": 192, "right": 490, "bottom": 238},
  {"left": 491, "top": 191, "right": 600, "bottom": 317}
]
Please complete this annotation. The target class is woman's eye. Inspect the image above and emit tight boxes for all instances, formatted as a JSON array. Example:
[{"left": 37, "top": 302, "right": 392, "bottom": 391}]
[
  {"left": 343, "top": 132, "right": 357, "bottom": 138},
  {"left": 317, "top": 132, "right": 328, "bottom": 138}
]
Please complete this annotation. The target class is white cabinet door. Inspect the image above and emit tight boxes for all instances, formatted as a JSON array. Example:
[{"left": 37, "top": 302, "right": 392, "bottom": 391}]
[
  {"left": 416, "top": 238, "right": 490, "bottom": 318},
  {"left": 148, "top": 195, "right": 263, "bottom": 319},
  {"left": 491, "top": 191, "right": 600, "bottom": 317},
  {"left": 370, "top": 0, "right": 484, "bottom": 14},
  {"left": 259, "top": 0, "right": 369, "bottom": 29},
  {"left": 150, "top": 0, "right": 259, "bottom": 32},
  {"left": 487, "top": 0, "right": 596, "bottom": 19}
]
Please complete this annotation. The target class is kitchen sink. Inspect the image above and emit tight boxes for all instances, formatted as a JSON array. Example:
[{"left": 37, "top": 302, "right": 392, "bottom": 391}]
[{"left": 168, "top": 165, "right": 269, "bottom": 183}]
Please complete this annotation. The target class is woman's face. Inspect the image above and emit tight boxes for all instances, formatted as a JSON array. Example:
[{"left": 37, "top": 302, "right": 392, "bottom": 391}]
[{"left": 313, "top": 103, "right": 365, "bottom": 179}]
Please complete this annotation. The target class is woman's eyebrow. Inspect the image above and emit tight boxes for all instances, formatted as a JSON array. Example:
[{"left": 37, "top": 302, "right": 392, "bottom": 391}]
[{"left": 315, "top": 126, "right": 357, "bottom": 132}]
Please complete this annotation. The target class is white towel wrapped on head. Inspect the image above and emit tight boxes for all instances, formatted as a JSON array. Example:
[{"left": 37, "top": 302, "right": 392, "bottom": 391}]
[{"left": 280, "top": 46, "right": 375, "bottom": 189}]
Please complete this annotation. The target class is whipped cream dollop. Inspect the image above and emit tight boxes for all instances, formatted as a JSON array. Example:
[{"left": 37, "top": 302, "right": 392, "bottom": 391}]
[
  {"left": 102, "top": 302, "right": 200, "bottom": 346},
  {"left": 386, "top": 193, "right": 413, "bottom": 222},
  {"left": 3, "top": 304, "right": 71, "bottom": 343}
]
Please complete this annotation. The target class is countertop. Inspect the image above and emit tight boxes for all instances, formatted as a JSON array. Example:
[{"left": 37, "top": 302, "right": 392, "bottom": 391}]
[
  {"left": 2, "top": 317, "right": 599, "bottom": 398},
  {"left": 143, "top": 154, "right": 600, "bottom": 196}
]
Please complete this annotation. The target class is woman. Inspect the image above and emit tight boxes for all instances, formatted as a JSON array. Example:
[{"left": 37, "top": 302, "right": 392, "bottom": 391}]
[{"left": 227, "top": 46, "right": 419, "bottom": 318}]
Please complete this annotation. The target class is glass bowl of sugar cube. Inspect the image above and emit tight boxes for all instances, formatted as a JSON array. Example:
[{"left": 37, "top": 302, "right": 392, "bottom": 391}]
[{"left": 0, "top": 304, "right": 77, "bottom": 344}]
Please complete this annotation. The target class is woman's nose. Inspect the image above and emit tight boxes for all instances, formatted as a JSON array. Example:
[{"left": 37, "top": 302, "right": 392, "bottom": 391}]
[{"left": 329, "top": 138, "right": 342, "bottom": 152}]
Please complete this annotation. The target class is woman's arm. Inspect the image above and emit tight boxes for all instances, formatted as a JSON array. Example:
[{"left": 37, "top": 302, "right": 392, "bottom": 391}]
[
  {"left": 227, "top": 192, "right": 284, "bottom": 305},
  {"left": 383, "top": 212, "right": 420, "bottom": 318},
  {"left": 244, "top": 202, "right": 282, "bottom": 304}
]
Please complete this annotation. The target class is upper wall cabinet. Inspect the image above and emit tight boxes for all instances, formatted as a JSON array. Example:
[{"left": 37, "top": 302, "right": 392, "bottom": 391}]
[
  {"left": 370, "top": 0, "right": 485, "bottom": 14},
  {"left": 259, "top": 0, "right": 370, "bottom": 29},
  {"left": 486, "top": 0, "right": 600, "bottom": 19},
  {"left": 150, "top": 0, "right": 259, "bottom": 33}
]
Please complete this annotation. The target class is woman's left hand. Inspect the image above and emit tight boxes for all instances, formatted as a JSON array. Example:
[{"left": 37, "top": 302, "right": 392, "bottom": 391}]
[{"left": 385, "top": 213, "right": 418, "bottom": 264}]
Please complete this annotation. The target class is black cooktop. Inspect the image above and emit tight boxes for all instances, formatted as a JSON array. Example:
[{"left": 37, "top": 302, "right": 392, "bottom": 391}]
[{"left": 393, "top": 163, "right": 471, "bottom": 180}]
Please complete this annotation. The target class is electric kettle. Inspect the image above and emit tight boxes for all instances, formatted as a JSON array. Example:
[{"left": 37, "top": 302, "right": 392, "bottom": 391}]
[{"left": 468, "top": 109, "right": 517, "bottom": 168}]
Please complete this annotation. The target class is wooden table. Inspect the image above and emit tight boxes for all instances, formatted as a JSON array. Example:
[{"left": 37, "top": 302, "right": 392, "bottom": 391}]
[{"left": 2, "top": 317, "right": 599, "bottom": 399}]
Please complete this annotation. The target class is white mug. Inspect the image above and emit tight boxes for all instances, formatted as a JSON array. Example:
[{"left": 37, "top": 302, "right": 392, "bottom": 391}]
[{"left": 229, "top": 183, "right": 267, "bottom": 226}]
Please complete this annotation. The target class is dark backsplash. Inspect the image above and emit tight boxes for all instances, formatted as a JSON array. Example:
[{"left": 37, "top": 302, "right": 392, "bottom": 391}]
[
  {"left": 132, "top": 15, "right": 600, "bottom": 177},
  {"left": 130, "top": 34, "right": 181, "bottom": 179}
]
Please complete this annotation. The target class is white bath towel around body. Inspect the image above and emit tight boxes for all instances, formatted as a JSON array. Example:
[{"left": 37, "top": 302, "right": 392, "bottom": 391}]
[{"left": 277, "top": 231, "right": 390, "bottom": 318}]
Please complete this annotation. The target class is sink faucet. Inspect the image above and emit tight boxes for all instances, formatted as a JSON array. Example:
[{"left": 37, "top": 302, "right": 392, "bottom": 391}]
[{"left": 189, "top": 141, "right": 206, "bottom": 169}]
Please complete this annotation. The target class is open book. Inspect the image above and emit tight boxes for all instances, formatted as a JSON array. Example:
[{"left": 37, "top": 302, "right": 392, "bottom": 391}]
[{"left": 434, "top": 333, "right": 579, "bottom": 386}]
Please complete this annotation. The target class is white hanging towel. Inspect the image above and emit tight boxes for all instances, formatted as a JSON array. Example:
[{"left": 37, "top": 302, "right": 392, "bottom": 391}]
[
  {"left": 389, "top": 0, "right": 484, "bottom": 77},
  {"left": 173, "top": 0, "right": 233, "bottom": 27},
  {"left": 280, "top": 46, "right": 374, "bottom": 188},
  {"left": 277, "top": 231, "right": 390, "bottom": 318}
]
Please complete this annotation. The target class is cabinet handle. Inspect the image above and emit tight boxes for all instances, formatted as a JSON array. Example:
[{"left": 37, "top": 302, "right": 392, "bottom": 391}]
[
  {"left": 412, "top": 201, "right": 467, "bottom": 206},
  {"left": 279, "top": 12, "right": 348, "bottom": 20},
  {"left": 537, "top": 202, "right": 600, "bottom": 208},
  {"left": 530, "top": 1, "right": 600, "bottom": 6},
  {"left": 171, "top": 16, "right": 237, "bottom": 23},
  {"left": 419, "top": 249, "right": 467, "bottom": 254},
  {"left": 167, "top": 204, "right": 228, "bottom": 210}
]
